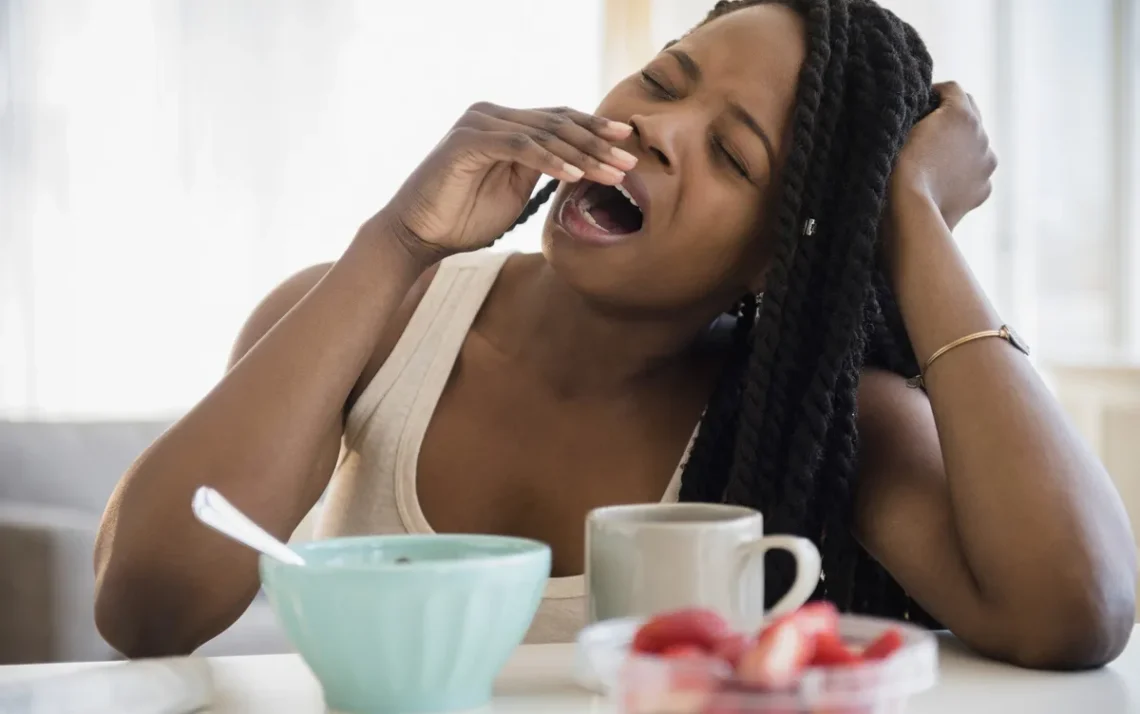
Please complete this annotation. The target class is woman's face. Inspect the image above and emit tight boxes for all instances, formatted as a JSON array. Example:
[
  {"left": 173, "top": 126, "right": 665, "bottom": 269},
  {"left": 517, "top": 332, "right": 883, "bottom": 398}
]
[{"left": 542, "top": 3, "right": 806, "bottom": 315}]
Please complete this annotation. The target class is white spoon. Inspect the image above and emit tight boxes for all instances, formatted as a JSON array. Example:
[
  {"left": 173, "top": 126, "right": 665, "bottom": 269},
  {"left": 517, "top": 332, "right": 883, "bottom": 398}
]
[{"left": 191, "top": 486, "right": 306, "bottom": 566}]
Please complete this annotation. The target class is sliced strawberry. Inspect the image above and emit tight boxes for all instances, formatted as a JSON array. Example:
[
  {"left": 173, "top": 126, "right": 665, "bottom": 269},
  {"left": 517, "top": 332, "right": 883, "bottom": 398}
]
[
  {"left": 862, "top": 628, "right": 904, "bottom": 660},
  {"left": 632, "top": 608, "right": 732, "bottom": 655},
  {"left": 711, "top": 633, "right": 749, "bottom": 668},
  {"left": 662, "top": 643, "right": 709, "bottom": 659},
  {"left": 767, "top": 601, "right": 840, "bottom": 639},
  {"left": 810, "top": 631, "right": 862, "bottom": 667},
  {"left": 735, "top": 617, "right": 815, "bottom": 688}
]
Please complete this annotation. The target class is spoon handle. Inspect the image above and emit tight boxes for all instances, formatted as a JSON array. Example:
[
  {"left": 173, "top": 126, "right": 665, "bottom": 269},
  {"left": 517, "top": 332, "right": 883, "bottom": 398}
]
[{"left": 191, "top": 486, "right": 306, "bottom": 566}]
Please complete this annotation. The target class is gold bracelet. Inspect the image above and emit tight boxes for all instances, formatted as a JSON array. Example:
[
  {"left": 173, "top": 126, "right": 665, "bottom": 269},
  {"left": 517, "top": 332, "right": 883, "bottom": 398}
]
[{"left": 906, "top": 324, "right": 1030, "bottom": 389}]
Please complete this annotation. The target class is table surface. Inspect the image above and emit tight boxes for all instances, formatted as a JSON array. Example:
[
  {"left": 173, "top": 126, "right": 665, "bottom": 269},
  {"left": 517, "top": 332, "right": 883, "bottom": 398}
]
[{"left": 3, "top": 627, "right": 1139, "bottom": 713}]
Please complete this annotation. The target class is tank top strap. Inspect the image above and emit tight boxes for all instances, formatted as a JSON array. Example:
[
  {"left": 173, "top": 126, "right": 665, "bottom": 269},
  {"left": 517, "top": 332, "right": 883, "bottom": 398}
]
[{"left": 344, "top": 250, "right": 511, "bottom": 446}]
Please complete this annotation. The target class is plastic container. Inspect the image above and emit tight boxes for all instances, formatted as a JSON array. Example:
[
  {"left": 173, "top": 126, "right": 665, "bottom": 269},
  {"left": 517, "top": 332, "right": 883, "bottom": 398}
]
[{"left": 577, "top": 614, "right": 937, "bottom": 714}]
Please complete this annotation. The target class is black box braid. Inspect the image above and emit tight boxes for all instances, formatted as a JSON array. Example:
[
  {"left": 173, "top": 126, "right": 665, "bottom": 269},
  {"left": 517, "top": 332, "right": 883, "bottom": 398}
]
[{"left": 496, "top": 0, "right": 941, "bottom": 627}]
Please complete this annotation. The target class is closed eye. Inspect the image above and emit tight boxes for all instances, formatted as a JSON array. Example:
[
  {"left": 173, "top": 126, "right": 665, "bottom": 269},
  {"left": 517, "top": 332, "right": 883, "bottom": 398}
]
[
  {"left": 639, "top": 71, "right": 676, "bottom": 100},
  {"left": 713, "top": 138, "right": 749, "bottom": 179}
]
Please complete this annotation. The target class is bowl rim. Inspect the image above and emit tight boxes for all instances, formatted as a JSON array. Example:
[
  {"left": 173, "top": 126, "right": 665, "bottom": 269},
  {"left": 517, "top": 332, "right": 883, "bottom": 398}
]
[{"left": 260, "top": 533, "right": 552, "bottom": 574}]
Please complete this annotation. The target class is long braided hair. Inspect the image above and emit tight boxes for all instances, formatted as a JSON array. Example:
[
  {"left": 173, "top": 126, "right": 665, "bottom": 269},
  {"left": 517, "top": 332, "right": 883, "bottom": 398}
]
[{"left": 502, "top": 0, "right": 939, "bottom": 624}]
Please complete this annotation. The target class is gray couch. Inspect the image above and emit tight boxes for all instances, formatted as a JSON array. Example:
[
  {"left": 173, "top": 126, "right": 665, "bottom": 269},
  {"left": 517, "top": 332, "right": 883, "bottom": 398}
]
[{"left": 0, "top": 420, "right": 292, "bottom": 664}]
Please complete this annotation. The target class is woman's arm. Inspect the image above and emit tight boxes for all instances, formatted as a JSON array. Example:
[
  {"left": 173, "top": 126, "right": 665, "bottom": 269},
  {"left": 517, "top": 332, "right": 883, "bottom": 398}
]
[
  {"left": 854, "top": 83, "right": 1137, "bottom": 670},
  {"left": 94, "top": 103, "right": 633, "bottom": 658},
  {"left": 94, "top": 226, "right": 430, "bottom": 658}
]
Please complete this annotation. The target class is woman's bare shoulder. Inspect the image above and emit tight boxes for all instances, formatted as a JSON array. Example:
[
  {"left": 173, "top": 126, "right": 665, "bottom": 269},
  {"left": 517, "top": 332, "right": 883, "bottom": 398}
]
[
  {"left": 224, "top": 258, "right": 442, "bottom": 415},
  {"left": 347, "top": 262, "right": 442, "bottom": 409}
]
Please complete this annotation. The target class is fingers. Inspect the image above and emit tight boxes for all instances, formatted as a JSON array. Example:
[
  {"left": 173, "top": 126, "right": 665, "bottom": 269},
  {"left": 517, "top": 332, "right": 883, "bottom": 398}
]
[
  {"left": 463, "top": 112, "right": 627, "bottom": 186},
  {"left": 932, "top": 81, "right": 970, "bottom": 108},
  {"left": 502, "top": 106, "right": 638, "bottom": 170},
  {"left": 458, "top": 102, "right": 634, "bottom": 185},
  {"left": 447, "top": 126, "right": 586, "bottom": 184},
  {"left": 933, "top": 81, "right": 989, "bottom": 128},
  {"left": 933, "top": 81, "right": 984, "bottom": 119},
  {"left": 931, "top": 82, "right": 999, "bottom": 178},
  {"left": 533, "top": 105, "right": 634, "bottom": 142}
]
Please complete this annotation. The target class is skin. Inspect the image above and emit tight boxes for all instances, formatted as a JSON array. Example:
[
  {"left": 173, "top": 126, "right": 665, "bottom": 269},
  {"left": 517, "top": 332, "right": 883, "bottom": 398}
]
[{"left": 94, "top": 4, "right": 1136, "bottom": 668}]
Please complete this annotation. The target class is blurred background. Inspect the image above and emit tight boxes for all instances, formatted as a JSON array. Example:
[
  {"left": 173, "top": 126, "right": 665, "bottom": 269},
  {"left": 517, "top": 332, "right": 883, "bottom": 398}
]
[{"left": 0, "top": 0, "right": 1137, "bottom": 663}]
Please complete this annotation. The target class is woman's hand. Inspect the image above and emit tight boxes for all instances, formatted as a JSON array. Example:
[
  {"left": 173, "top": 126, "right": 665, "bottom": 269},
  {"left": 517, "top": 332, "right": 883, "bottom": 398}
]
[
  {"left": 890, "top": 82, "right": 998, "bottom": 232},
  {"left": 374, "top": 103, "right": 636, "bottom": 266}
]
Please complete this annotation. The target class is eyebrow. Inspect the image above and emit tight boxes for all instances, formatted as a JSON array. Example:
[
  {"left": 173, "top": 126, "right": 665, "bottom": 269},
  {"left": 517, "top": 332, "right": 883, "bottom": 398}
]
[{"left": 664, "top": 48, "right": 777, "bottom": 171}]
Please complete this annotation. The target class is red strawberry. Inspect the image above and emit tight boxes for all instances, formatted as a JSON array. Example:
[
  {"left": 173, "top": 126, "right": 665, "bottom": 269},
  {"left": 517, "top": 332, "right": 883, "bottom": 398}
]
[
  {"left": 711, "top": 633, "right": 749, "bottom": 668},
  {"left": 768, "top": 601, "right": 840, "bottom": 639},
  {"left": 810, "top": 631, "right": 862, "bottom": 667},
  {"left": 862, "top": 628, "right": 904, "bottom": 660},
  {"left": 662, "top": 643, "right": 709, "bottom": 659},
  {"left": 632, "top": 608, "right": 731, "bottom": 655},
  {"left": 735, "top": 617, "right": 815, "bottom": 688}
]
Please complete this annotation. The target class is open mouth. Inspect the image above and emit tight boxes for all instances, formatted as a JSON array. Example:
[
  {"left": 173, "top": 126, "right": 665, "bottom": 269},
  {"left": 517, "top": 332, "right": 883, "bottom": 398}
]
[{"left": 559, "top": 180, "right": 645, "bottom": 239}]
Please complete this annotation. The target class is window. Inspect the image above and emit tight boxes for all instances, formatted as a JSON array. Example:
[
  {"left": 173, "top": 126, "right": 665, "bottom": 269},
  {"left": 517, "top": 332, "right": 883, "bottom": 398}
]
[
  {"left": 2, "top": 0, "right": 1136, "bottom": 417},
  {"left": 0, "top": 0, "right": 603, "bottom": 417}
]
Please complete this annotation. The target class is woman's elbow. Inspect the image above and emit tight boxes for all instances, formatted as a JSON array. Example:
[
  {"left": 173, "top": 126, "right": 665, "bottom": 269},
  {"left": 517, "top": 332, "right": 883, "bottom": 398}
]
[
  {"left": 1003, "top": 580, "right": 1135, "bottom": 670},
  {"left": 94, "top": 566, "right": 199, "bottom": 659}
]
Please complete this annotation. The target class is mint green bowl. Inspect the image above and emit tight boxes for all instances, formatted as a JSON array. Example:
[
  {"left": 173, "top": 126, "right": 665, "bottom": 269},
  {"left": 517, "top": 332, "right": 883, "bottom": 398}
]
[{"left": 259, "top": 534, "right": 551, "bottom": 714}]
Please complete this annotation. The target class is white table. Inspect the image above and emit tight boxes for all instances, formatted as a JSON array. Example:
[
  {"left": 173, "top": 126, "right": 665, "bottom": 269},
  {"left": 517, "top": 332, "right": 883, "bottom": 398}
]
[{"left": 3, "top": 628, "right": 1140, "bottom": 713}]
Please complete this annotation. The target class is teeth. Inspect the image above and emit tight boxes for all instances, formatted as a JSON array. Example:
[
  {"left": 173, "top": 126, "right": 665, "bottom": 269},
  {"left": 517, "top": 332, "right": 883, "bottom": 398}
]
[
  {"left": 576, "top": 199, "right": 609, "bottom": 232},
  {"left": 616, "top": 184, "right": 641, "bottom": 211}
]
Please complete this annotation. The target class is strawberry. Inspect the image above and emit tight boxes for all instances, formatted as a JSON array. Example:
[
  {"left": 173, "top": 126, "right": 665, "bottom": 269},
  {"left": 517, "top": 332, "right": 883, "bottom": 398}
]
[
  {"left": 632, "top": 608, "right": 732, "bottom": 655},
  {"left": 735, "top": 616, "right": 815, "bottom": 688},
  {"left": 810, "top": 631, "right": 862, "bottom": 667},
  {"left": 662, "top": 643, "right": 709, "bottom": 659},
  {"left": 770, "top": 601, "right": 840, "bottom": 639},
  {"left": 711, "top": 633, "right": 749, "bottom": 668},
  {"left": 862, "top": 628, "right": 904, "bottom": 660}
]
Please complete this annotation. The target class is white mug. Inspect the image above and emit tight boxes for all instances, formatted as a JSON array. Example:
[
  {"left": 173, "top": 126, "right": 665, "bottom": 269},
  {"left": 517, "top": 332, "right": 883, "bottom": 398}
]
[{"left": 585, "top": 503, "right": 822, "bottom": 631}]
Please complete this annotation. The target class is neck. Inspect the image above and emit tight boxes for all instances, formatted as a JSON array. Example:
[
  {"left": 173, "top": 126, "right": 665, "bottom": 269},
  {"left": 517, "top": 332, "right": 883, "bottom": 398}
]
[{"left": 478, "top": 258, "right": 726, "bottom": 396}]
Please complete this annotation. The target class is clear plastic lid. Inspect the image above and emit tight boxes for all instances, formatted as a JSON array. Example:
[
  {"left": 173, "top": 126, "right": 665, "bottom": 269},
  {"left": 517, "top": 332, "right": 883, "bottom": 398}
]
[{"left": 578, "top": 614, "right": 938, "bottom": 712}]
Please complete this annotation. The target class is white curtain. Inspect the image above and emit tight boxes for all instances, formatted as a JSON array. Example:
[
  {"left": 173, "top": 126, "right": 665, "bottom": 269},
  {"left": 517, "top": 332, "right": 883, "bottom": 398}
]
[{"left": 0, "top": 0, "right": 603, "bottom": 418}]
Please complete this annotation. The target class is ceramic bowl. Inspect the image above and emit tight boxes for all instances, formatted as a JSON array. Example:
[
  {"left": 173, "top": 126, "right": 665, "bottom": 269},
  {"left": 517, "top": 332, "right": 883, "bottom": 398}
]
[{"left": 260, "top": 534, "right": 550, "bottom": 714}]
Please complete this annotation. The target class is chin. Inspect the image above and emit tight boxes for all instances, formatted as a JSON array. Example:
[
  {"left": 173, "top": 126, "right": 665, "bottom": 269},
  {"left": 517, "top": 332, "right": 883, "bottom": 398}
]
[{"left": 540, "top": 224, "right": 631, "bottom": 305}]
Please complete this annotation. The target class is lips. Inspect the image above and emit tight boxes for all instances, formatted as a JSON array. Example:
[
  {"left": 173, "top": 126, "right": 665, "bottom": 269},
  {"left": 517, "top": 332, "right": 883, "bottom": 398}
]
[
  {"left": 617, "top": 171, "right": 651, "bottom": 220},
  {"left": 555, "top": 171, "right": 652, "bottom": 245}
]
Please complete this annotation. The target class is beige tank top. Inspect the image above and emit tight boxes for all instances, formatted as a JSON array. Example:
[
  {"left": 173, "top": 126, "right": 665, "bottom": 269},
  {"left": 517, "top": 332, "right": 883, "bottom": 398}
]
[{"left": 313, "top": 250, "right": 690, "bottom": 643}]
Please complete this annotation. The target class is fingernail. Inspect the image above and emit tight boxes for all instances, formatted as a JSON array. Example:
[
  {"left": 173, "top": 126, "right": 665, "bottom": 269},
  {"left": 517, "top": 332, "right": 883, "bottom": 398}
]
[
  {"left": 597, "top": 164, "right": 625, "bottom": 183},
  {"left": 607, "top": 120, "right": 634, "bottom": 136},
  {"left": 610, "top": 147, "right": 638, "bottom": 169},
  {"left": 563, "top": 163, "right": 585, "bottom": 180}
]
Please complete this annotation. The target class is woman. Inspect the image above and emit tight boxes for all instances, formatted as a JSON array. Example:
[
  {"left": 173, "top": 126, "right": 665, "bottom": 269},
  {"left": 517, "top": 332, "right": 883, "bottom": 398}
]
[{"left": 94, "top": 0, "right": 1137, "bottom": 667}]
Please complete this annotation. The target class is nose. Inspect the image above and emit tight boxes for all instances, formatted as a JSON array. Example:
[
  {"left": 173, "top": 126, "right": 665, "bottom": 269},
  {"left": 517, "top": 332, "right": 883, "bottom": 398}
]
[{"left": 629, "top": 113, "right": 677, "bottom": 173}]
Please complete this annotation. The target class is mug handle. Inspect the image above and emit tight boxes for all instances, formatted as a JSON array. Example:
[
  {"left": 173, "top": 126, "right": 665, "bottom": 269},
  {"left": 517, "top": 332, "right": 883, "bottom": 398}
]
[{"left": 732, "top": 535, "right": 822, "bottom": 621}]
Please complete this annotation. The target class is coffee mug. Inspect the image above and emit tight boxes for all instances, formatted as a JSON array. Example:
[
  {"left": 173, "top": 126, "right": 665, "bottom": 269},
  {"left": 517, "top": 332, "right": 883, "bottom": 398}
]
[{"left": 585, "top": 503, "right": 822, "bottom": 631}]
